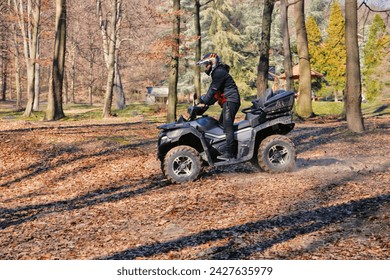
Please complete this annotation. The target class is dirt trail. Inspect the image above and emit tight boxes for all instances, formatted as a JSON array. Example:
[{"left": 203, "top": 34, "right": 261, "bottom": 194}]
[{"left": 0, "top": 115, "right": 389, "bottom": 259}]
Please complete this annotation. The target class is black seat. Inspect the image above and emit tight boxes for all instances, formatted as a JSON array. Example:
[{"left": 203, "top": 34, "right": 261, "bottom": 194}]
[
  {"left": 264, "top": 90, "right": 294, "bottom": 107},
  {"left": 255, "top": 88, "right": 274, "bottom": 108},
  {"left": 250, "top": 88, "right": 275, "bottom": 110}
]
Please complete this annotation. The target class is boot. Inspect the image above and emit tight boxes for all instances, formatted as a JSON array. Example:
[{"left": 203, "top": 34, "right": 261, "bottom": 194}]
[{"left": 217, "top": 152, "right": 235, "bottom": 161}]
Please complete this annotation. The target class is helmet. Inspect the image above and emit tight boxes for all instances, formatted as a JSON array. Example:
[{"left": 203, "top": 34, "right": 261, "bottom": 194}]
[{"left": 196, "top": 53, "right": 221, "bottom": 75}]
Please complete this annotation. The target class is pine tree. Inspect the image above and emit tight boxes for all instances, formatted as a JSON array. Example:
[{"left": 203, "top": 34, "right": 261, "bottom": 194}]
[
  {"left": 203, "top": 0, "right": 251, "bottom": 96},
  {"left": 206, "top": 0, "right": 242, "bottom": 67},
  {"left": 233, "top": 0, "right": 262, "bottom": 96},
  {"left": 322, "top": 1, "right": 346, "bottom": 101},
  {"left": 306, "top": 15, "right": 322, "bottom": 72},
  {"left": 308, "top": 0, "right": 330, "bottom": 28},
  {"left": 363, "top": 14, "right": 390, "bottom": 100}
]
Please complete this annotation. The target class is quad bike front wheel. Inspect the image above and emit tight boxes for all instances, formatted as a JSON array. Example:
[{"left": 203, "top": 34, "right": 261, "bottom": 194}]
[
  {"left": 163, "top": 145, "right": 202, "bottom": 183},
  {"left": 255, "top": 135, "right": 296, "bottom": 173}
]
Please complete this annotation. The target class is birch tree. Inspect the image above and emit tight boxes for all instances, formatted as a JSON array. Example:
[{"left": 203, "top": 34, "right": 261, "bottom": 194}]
[
  {"left": 11, "top": 0, "right": 41, "bottom": 117},
  {"left": 12, "top": 24, "right": 23, "bottom": 111},
  {"left": 97, "top": 0, "right": 126, "bottom": 118},
  {"left": 98, "top": 0, "right": 122, "bottom": 118}
]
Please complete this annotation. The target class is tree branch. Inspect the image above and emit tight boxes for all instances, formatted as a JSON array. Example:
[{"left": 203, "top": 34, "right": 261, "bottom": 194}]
[
  {"left": 359, "top": 0, "right": 390, "bottom": 13},
  {"left": 200, "top": 0, "right": 214, "bottom": 8}
]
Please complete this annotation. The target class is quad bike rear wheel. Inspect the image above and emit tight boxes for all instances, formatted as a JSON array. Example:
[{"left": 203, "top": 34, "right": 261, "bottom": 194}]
[
  {"left": 255, "top": 135, "right": 296, "bottom": 173},
  {"left": 163, "top": 145, "right": 202, "bottom": 183}
]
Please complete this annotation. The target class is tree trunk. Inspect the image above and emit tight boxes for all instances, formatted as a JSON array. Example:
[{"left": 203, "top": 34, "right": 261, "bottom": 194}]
[
  {"left": 167, "top": 0, "right": 180, "bottom": 123},
  {"left": 0, "top": 28, "right": 5, "bottom": 101},
  {"left": 1, "top": 54, "right": 6, "bottom": 101},
  {"left": 280, "top": 0, "right": 294, "bottom": 91},
  {"left": 114, "top": 56, "right": 126, "bottom": 109},
  {"left": 103, "top": 58, "right": 115, "bottom": 117},
  {"left": 345, "top": 0, "right": 364, "bottom": 132},
  {"left": 9, "top": 71, "right": 13, "bottom": 101},
  {"left": 193, "top": 0, "right": 201, "bottom": 100},
  {"left": 33, "top": 43, "right": 40, "bottom": 111},
  {"left": 70, "top": 50, "right": 76, "bottom": 103},
  {"left": 89, "top": 85, "right": 93, "bottom": 106},
  {"left": 88, "top": 55, "right": 94, "bottom": 106},
  {"left": 64, "top": 70, "right": 69, "bottom": 104},
  {"left": 113, "top": 4, "right": 125, "bottom": 111},
  {"left": 101, "top": 0, "right": 118, "bottom": 118},
  {"left": 13, "top": 24, "right": 22, "bottom": 111},
  {"left": 46, "top": 0, "right": 66, "bottom": 121},
  {"left": 256, "top": 0, "right": 274, "bottom": 97},
  {"left": 33, "top": 62, "right": 40, "bottom": 110},
  {"left": 88, "top": 52, "right": 94, "bottom": 106},
  {"left": 20, "top": 0, "right": 41, "bottom": 117},
  {"left": 294, "top": 0, "right": 313, "bottom": 118},
  {"left": 15, "top": 58, "right": 22, "bottom": 110}
]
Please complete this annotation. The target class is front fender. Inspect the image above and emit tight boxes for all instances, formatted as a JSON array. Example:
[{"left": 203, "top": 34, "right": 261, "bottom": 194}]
[{"left": 158, "top": 127, "right": 214, "bottom": 166}]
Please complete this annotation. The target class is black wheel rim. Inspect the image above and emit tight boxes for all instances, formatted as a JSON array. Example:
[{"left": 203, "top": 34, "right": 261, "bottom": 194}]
[
  {"left": 173, "top": 156, "right": 194, "bottom": 177},
  {"left": 267, "top": 144, "right": 289, "bottom": 166}
]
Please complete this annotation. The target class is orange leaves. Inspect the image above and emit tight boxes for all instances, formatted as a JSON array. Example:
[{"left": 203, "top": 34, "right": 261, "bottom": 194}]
[{"left": 0, "top": 116, "right": 390, "bottom": 259}]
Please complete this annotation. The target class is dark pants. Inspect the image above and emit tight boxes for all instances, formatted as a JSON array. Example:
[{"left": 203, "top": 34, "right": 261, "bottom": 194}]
[{"left": 219, "top": 101, "right": 240, "bottom": 156}]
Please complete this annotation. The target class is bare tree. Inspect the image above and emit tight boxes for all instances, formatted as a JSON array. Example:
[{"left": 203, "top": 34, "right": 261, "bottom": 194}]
[
  {"left": 68, "top": 0, "right": 102, "bottom": 105},
  {"left": 194, "top": 0, "right": 202, "bottom": 100},
  {"left": 12, "top": 23, "right": 23, "bottom": 110},
  {"left": 193, "top": 0, "right": 213, "bottom": 100},
  {"left": 0, "top": 57, "right": 6, "bottom": 101},
  {"left": 45, "top": 0, "right": 66, "bottom": 120},
  {"left": 33, "top": 40, "right": 40, "bottom": 111},
  {"left": 98, "top": 0, "right": 119, "bottom": 118},
  {"left": 0, "top": 31, "right": 8, "bottom": 101},
  {"left": 293, "top": 0, "right": 313, "bottom": 118},
  {"left": 11, "top": 0, "right": 41, "bottom": 117},
  {"left": 167, "top": 0, "right": 180, "bottom": 123},
  {"left": 280, "top": 0, "right": 294, "bottom": 91},
  {"left": 1, "top": 2, "right": 10, "bottom": 101},
  {"left": 345, "top": 0, "right": 364, "bottom": 132},
  {"left": 257, "top": 0, "right": 275, "bottom": 97}
]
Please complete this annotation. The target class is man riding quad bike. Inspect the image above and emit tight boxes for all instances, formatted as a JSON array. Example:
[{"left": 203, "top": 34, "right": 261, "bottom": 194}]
[
  {"left": 196, "top": 53, "right": 241, "bottom": 161},
  {"left": 157, "top": 87, "right": 297, "bottom": 183}
]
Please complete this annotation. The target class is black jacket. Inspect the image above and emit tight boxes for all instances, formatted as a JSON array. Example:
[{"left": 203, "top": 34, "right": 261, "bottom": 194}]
[{"left": 200, "top": 64, "right": 240, "bottom": 105}]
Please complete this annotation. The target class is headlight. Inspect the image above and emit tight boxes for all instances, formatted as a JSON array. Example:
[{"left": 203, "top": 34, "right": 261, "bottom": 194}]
[{"left": 160, "top": 135, "right": 171, "bottom": 145}]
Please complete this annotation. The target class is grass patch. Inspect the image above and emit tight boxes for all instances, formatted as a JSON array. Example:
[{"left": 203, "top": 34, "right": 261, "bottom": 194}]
[
  {"left": 0, "top": 110, "right": 46, "bottom": 121},
  {"left": 312, "top": 101, "right": 344, "bottom": 116},
  {"left": 361, "top": 100, "right": 390, "bottom": 117},
  {"left": 2, "top": 96, "right": 388, "bottom": 123},
  {"left": 62, "top": 109, "right": 103, "bottom": 121}
]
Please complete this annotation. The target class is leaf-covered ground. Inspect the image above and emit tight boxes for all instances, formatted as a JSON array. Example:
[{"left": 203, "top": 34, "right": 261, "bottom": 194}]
[{"left": 0, "top": 115, "right": 389, "bottom": 260}]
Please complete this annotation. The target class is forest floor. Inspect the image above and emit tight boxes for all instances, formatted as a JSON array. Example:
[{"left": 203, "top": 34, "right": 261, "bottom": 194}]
[{"left": 0, "top": 111, "right": 389, "bottom": 260}]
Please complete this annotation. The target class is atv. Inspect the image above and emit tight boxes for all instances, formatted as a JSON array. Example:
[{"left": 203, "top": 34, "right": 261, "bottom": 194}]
[{"left": 157, "top": 88, "right": 297, "bottom": 183}]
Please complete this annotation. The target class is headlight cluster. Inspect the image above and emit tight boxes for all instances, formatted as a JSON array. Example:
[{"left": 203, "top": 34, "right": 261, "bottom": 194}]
[{"left": 159, "top": 135, "right": 171, "bottom": 145}]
